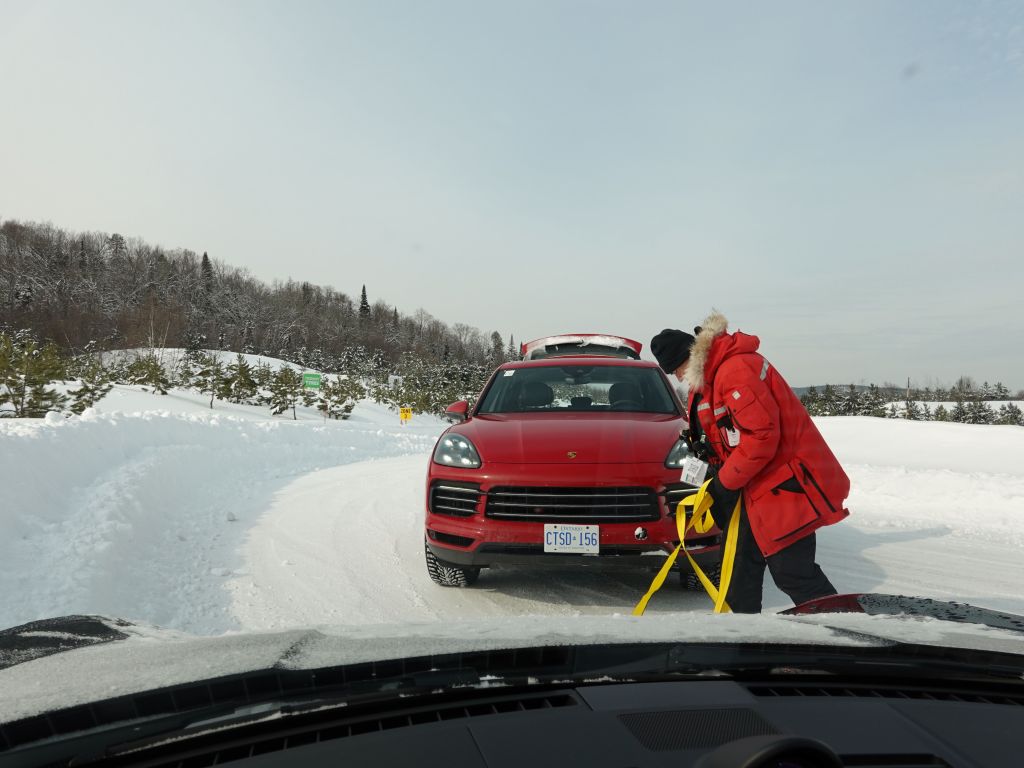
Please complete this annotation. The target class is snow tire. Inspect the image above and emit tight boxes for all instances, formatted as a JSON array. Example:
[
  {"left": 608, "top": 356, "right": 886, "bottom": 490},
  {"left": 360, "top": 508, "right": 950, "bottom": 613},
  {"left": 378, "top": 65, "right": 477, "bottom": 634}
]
[
  {"left": 425, "top": 541, "right": 480, "bottom": 587},
  {"left": 683, "top": 561, "right": 722, "bottom": 592}
]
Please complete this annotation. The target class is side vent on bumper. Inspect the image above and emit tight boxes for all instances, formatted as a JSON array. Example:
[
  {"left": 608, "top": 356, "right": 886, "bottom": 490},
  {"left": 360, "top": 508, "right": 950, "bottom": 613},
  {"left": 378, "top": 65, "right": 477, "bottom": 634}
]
[
  {"left": 664, "top": 483, "right": 701, "bottom": 518},
  {"left": 429, "top": 481, "right": 483, "bottom": 517}
]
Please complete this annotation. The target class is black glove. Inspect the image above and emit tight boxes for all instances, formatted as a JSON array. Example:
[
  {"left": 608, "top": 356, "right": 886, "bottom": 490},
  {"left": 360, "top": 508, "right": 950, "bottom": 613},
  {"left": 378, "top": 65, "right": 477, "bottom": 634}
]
[{"left": 710, "top": 474, "right": 741, "bottom": 529}]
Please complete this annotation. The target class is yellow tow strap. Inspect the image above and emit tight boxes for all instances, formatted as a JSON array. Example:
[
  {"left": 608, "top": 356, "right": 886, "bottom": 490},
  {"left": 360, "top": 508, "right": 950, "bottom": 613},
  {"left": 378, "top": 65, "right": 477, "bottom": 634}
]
[{"left": 632, "top": 478, "right": 741, "bottom": 615}]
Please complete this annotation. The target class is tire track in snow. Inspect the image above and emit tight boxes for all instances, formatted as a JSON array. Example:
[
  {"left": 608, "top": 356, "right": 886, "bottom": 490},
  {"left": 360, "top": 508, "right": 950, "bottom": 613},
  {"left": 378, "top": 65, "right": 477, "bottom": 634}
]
[{"left": 231, "top": 453, "right": 1024, "bottom": 630}]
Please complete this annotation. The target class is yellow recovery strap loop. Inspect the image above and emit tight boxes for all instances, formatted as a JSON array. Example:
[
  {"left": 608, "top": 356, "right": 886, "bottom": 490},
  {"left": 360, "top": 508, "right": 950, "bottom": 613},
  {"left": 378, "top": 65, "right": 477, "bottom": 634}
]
[{"left": 632, "top": 478, "right": 741, "bottom": 616}]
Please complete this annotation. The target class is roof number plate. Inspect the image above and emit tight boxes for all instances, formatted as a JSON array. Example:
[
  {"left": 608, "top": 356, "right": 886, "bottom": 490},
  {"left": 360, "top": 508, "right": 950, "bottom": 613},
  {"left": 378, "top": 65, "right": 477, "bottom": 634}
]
[{"left": 543, "top": 524, "right": 599, "bottom": 554}]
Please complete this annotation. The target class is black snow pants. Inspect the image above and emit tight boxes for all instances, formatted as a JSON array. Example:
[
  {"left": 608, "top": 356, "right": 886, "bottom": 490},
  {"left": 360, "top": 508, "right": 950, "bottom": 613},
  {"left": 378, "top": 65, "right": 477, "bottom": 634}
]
[{"left": 724, "top": 502, "right": 837, "bottom": 614}]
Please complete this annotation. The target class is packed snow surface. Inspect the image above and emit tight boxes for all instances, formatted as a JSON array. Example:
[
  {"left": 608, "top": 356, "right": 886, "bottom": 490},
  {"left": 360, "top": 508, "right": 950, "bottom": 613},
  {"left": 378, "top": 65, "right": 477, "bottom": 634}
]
[{"left": 2, "top": 384, "right": 1023, "bottom": 636}]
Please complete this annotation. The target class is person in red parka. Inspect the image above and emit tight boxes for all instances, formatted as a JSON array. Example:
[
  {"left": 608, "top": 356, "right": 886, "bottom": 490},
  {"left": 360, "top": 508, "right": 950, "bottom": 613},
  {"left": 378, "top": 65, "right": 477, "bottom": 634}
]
[{"left": 651, "top": 311, "right": 849, "bottom": 613}]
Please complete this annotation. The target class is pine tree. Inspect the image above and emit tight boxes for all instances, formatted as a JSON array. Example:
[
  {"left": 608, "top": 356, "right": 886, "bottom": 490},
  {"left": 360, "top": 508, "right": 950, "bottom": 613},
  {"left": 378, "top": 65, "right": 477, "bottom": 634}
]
[
  {"left": 201, "top": 252, "right": 214, "bottom": 297},
  {"left": 886, "top": 402, "right": 900, "bottom": 419},
  {"left": 269, "top": 367, "right": 302, "bottom": 419},
  {"left": 68, "top": 358, "right": 113, "bottom": 414},
  {"left": 194, "top": 353, "right": 226, "bottom": 408},
  {"left": 489, "top": 331, "right": 504, "bottom": 365},
  {"left": 0, "top": 333, "right": 68, "bottom": 417},
  {"left": 839, "top": 384, "right": 861, "bottom": 416},
  {"left": 301, "top": 374, "right": 319, "bottom": 409},
  {"left": 359, "top": 285, "right": 371, "bottom": 322},
  {"left": 317, "top": 375, "right": 364, "bottom": 420},
  {"left": 225, "top": 354, "right": 258, "bottom": 403},
  {"left": 820, "top": 384, "right": 837, "bottom": 416},
  {"left": 175, "top": 354, "right": 196, "bottom": 389},
  {"left": 994, "top": 402, "right": 1024, "bottom": 426},
  {"left": 903, "top": 399, "right": 923, "bottom": 421},
  {"left": 127, "top": 353, "right": 170, "bottom": 394},
  {"left": 507, "top": 334, "right": 516, "bottom": 360},
  {"left": 858, "top": 384, "right": 888, "bottom": 417},
  {"left": 950, "top": 398, "right": 968, "bottom": 423},
  {"left": 933, "top": 404, "right": 950, "bottom": 422},
  {"left": 966, "top": 399, "right": 994, "bottom": 425},
  {"left": 800, "top": 386, "right": 821, "bottom": 416}
]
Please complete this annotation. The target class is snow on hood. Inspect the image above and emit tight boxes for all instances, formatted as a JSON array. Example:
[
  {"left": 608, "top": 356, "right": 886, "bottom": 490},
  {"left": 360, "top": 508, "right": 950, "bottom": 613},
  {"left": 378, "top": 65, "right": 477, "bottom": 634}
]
[{"left": 2, "top": 611, "right": 1023, "bottom": 725}]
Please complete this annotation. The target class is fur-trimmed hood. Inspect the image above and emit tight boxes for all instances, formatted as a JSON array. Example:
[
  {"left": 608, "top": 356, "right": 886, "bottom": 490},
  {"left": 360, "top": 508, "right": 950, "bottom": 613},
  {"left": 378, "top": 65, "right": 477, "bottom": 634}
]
[{"left": 684, "top": 311, "right": 728, "bottom": 391}]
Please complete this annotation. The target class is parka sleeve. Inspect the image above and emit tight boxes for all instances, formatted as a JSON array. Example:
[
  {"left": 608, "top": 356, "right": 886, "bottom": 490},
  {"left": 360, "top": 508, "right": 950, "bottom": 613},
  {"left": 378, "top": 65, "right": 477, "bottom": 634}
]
[{"left": 715, "top": 357, "right": 781, "bottom": 491}]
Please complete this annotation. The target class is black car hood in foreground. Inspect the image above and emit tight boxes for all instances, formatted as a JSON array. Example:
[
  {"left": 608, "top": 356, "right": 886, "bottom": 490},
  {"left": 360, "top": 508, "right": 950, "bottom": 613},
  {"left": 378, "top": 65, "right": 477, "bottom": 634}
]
[{"left": 2, "top": 595, "right": 1023, "bottom": 766}]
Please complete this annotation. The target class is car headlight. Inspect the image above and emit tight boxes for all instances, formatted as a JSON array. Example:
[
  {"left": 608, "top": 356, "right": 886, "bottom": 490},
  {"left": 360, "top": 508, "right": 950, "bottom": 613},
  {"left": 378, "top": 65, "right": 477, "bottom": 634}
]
[
  {"left": 433, "top": 433, "right": 482, "bottom": 468},
  {"left": 664, "top": 439, "right": 689, "bottom": 468}
]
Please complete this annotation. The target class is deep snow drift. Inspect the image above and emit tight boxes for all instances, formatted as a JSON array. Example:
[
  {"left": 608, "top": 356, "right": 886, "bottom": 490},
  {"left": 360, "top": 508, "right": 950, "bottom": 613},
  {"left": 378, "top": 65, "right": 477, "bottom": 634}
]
[{"left": 2, "top": 384, "right": 1023, "bottom": 636}]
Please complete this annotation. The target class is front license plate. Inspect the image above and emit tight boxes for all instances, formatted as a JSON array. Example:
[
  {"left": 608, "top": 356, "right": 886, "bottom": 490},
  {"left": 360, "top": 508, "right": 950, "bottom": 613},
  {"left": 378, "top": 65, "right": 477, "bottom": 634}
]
[{"left": 543, "top": 524, "right": 599, "bottom": 554}]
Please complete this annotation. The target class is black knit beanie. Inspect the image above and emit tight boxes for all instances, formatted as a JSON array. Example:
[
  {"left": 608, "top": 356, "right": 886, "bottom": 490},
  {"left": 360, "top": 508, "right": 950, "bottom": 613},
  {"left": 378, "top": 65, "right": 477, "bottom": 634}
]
[{"left": 650, "top": 328, "right": 696, "bottom": 374}]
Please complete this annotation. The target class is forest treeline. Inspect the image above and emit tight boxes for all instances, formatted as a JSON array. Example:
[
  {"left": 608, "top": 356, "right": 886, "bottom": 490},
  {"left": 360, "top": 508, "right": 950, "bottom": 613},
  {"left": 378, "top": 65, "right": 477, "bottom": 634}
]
[{"left": 0, "top": 218, "right": 515, "bottom": 372}]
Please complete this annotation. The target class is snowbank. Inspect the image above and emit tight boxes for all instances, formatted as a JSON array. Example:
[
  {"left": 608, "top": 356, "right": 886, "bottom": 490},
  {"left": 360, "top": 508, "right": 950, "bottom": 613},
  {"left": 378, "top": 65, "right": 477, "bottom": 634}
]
[{"left": 0, "top": 393, "right": 445, "bottom": 631}]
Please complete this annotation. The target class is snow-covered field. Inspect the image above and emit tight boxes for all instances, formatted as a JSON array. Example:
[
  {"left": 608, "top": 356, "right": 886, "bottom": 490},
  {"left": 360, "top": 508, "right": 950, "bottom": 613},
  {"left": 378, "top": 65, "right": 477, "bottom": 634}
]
[{"left": 2, "top": 384, "right": 1023, "bottom": 636}]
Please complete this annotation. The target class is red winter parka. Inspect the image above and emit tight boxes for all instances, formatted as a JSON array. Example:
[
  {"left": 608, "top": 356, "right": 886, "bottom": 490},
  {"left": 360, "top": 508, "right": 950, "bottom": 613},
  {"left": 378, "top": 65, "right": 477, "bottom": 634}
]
[{"left": 685, "top": 313, "right": 850, "bottom": 557}]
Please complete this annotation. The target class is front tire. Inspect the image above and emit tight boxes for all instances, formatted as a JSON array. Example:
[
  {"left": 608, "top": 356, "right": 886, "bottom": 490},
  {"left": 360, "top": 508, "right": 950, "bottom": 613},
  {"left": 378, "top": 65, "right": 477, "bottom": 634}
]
[
  {"left": 682, "top": 560, "right": 722, "bottom": 592},
  {"left": 425, "top": 541, "right": 480, "bottom": 587}
]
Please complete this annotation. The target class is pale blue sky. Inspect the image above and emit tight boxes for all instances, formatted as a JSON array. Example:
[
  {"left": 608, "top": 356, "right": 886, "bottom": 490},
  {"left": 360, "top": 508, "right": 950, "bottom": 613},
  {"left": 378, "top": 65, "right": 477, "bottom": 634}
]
[{"left": 2, "top": 1, "right": 1022, "bottom": 387}]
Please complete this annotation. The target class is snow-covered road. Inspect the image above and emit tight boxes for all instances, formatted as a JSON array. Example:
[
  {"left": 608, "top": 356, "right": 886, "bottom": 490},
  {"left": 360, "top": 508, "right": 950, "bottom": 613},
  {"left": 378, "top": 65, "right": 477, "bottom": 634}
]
[
  {"left": 3, "top": 387, "right": 1023, "bottom": 636},
  {"left": 227, "top": 452, "right": 1024, "bottom": 632}
]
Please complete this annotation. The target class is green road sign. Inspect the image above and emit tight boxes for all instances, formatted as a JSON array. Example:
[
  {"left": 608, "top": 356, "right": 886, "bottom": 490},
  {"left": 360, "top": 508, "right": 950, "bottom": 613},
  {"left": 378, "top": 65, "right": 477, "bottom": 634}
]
[{"left": 303, "top": 372, "right": 322, "bottom": 390}]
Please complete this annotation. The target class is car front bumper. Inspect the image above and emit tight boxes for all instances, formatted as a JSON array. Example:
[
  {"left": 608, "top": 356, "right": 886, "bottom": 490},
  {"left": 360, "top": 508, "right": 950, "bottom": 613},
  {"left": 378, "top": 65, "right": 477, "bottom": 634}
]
[{"left": 425, "top": 461, "right": 721, "bottom": 570}]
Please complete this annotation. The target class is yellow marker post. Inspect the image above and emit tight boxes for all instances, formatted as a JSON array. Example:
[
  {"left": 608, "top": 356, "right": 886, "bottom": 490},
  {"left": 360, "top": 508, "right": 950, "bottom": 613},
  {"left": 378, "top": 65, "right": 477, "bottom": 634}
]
[{"left": 399, "top": 407, "right": 412, "bottom": 425}]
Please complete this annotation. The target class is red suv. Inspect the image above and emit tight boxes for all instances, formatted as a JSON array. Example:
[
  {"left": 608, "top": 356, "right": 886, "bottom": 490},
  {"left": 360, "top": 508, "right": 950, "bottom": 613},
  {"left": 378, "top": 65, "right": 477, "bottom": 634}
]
[{"left": 424, "top": 335, "right": 722, "bottom": 587}]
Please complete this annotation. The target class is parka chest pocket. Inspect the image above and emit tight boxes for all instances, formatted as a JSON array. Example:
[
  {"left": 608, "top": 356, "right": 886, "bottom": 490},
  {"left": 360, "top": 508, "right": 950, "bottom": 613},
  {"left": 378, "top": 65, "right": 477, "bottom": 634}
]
[{"left": 715, "top": 385, "right": 773, "bottom": 448}]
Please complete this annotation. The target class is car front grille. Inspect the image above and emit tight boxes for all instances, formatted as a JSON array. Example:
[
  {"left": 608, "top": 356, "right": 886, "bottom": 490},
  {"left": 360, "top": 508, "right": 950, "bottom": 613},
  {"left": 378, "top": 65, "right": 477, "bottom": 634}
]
[
  {"left": 429, "top": 481, "right": 483, "bottom": 517},
  {"left": 485, "top": 486, "right": 659, "bottom": 523}
]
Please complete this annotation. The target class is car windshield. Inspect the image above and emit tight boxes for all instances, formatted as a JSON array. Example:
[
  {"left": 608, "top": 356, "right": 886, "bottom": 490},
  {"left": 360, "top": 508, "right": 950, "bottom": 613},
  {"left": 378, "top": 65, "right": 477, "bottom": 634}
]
[{"left": 477, "top": 364, "right": 678, "bottom": 414}]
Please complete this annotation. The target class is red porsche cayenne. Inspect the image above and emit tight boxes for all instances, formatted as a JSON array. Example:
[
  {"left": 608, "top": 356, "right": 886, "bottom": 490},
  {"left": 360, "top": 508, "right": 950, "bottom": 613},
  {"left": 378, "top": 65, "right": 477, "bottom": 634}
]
[{"left": 424, "top": 335, "right": 722, "bottom": 587}]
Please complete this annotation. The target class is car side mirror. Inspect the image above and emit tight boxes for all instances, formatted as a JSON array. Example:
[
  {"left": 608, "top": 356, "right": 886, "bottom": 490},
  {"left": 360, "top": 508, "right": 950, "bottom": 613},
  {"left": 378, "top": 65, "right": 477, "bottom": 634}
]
[{"left": 444, "top": 400, "right": 469, "bottom": 423}]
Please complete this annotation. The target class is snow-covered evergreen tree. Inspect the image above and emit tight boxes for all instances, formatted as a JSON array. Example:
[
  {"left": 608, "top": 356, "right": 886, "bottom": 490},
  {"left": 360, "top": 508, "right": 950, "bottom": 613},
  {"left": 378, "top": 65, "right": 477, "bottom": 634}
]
[
  {"left": 994, "top": 402, "right": 1023, "bottom": 426},
  {"left": 903, "top": 400, "right": 923, "bottom": 420},
  {"left": 800, "top": 386, "right": 821, "bottom": 415},
  {"left": 225, "top": 354, "right": 258, "bottom": 403},
  {"left": 820, "top": 384, "right": 838, "bottom": 416},
  {"left": 0, "top": 332, "right": 68, "bottom": 417},
  {"left": 933, "top": 404, "right": 950, "bottom": 422},
  {"left": 858, "top": 384, "right": 888, "bottom": 417},
  {"left": 316, "top": 375, "right": 364, "bottom": 419},
  {"left": 301, "top": 375, "right": 319, "bottom": 409},
  {"left": 966, "top": 399, "right": 994, "bottom": 425},
  {"left": 68, "top": 358, "right": 113, "bottom": 414},
  {"left": 194, "top": 353, "right": 227, "bottom": 408},
  {"left": 127, "top": 353, "right": 170, "bottom": 394},
  {"left": 358, "top": 285, "right": 371, "bottom": 322},
  {"left": 489, "top": 331, "right": 505, "bottom": 366}
]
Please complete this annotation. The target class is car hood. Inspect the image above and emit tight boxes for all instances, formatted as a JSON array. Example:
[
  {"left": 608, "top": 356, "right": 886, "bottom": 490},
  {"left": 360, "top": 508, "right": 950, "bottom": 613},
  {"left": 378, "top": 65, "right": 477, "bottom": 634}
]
[
  {"left": 3, "top": 596, "right": 1024, "bottom": 727},
  {"left": 454, "top": 413, "right": 683, "bottom": 464}
]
